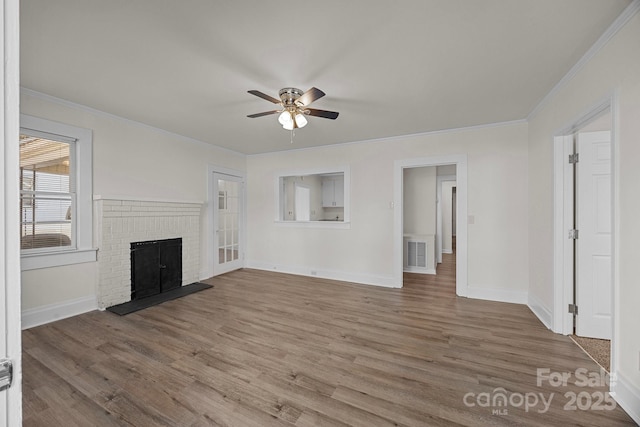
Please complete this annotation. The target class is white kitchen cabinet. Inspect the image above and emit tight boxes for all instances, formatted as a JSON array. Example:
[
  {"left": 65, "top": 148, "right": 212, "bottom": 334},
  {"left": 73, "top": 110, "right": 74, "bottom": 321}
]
[{"left": 322, "top": 176, "right": 344, "bottom": 207}]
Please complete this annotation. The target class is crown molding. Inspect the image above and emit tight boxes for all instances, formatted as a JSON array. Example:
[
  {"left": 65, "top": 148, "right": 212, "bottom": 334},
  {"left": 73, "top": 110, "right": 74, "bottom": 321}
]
[
  {"left": 20, "top": 87, "right": 245, "bottom": 157},
  {"left": 527, "top": 0, "right": 640, "bottom": 120},
  {"left": 247, "top": 119, "right": 528, "bottom": 158}
]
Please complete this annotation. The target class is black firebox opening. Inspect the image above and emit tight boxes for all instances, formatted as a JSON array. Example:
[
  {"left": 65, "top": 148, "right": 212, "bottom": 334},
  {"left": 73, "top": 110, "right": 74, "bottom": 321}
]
[{"left": 131, "top": 238, "right": 182, "bottom": 300}]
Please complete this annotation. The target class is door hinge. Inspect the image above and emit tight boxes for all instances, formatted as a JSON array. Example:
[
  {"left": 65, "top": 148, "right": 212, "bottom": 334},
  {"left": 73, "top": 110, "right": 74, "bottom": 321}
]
[
  {"left": 568, "top": 229, "right": 579, "bottom": 240},
  {"left": 568, "top": 304, "right": 578, "bottom": 315},
  {"left": 569, "top": 153, "right": 579, "bottom": 164},
  {"left": 0, "top": 359, "right": 13, "bottom": 391}
]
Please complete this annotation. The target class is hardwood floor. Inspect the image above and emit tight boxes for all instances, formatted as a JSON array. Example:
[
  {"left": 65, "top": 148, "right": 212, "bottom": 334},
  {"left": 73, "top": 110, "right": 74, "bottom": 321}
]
[{"left": 22, "top": 253, "right": 635, "bottom": 426}]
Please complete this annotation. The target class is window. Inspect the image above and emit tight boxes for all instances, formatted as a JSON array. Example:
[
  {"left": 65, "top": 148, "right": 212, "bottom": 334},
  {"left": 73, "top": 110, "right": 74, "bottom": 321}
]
[
  {"left": 20, "top": 115, "right": 96, "bottom": 270},
  {"left": 20, "top": 135, "right": 73, "bottom": 250},
  {"left": 218, "top": 190, "right": 227, "bottom": 210}
]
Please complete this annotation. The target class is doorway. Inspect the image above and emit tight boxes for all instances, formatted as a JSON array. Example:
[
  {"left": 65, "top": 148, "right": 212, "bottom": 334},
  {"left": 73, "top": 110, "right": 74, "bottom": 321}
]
[
  {"left": 294, "top": 183, "right": 311, "bottom": 221},
  {"left": 394, "top": 155, "right": 467, "bottom": 295},
  {"left": 553, "top": 103, "right": 614, "bottom": 371},
  {"left": 437, "top": 173, "right": 457, "bottom": 264},
  {"left": 212, "top": 171, "right": 245, "bottom": 276}
]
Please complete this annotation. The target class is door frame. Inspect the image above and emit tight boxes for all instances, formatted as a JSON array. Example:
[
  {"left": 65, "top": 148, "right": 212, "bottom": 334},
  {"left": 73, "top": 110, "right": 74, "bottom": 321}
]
[
  {"left": 394, "top": 155, "right": 468, "bottom": 295},
  {"left": 1, "top": 0, "right": 22, "bottom": 424},
  {"left": 552, "top": 95, "right": 618, "bottom": 370},
  {"left": 205, "top": 165, "right": 246, "bottom": 278}
]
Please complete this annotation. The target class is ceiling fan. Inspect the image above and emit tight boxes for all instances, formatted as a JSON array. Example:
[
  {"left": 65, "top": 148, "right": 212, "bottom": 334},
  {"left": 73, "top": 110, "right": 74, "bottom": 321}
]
[{"left": 247, "top": 87, "right": 339, "bottom": 130}]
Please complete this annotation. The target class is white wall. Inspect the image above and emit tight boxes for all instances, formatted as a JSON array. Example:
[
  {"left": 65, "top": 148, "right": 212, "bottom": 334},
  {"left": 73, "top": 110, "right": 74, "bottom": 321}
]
[
  {"left": 403, "top": 167, "right": 436, "bottom": 235},
  {"left": 246, "top": 121, "right": 529, "bottom": 294},
  {"left": 527, "top": 10, "right": 640, "bottom": 419},
  {"left": 437, "top": 164, "right": 457, "bottom": 176},
  {"left": 20, "top": 90, "right": 245, "bottom": 314}
]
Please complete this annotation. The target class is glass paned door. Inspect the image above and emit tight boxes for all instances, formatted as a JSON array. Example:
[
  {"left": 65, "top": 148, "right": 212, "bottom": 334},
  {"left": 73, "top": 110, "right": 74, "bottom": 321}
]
[{"left": 213, "top": 173, "right": 243, "bottom": 274}]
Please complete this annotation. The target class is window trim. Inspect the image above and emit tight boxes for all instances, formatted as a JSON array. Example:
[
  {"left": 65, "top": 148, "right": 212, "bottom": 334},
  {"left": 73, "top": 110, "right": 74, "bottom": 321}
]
[{"left": 20, "top": 114, "right": 96, "bottom": 270}]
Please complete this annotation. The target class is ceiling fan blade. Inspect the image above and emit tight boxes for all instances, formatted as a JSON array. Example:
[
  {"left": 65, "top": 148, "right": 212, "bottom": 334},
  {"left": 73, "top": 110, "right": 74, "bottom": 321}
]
[
  {"left": 248, "top": 90, "right": 281, "bottom": 104},
  {"left": 297, "top": 87, "right": 325, "bottom": 106},
  {"left": 305, "top": 108, "right": 339, "bottom": 120},
  {"left": 247, "top": 110, "right": 280, "bottom": 118}
]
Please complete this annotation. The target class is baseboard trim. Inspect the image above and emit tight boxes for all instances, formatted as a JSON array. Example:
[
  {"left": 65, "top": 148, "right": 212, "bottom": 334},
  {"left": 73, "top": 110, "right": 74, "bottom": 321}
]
[
  {"left": 527, "top": 293, "right": 553, "bottom": 329},
  {"left": 611, "top": 372, "right": 640, "bottom": 425},
  {"left": 245, "top": 261, "right": 400, "bottom": 288},
  {"left": 610, "top": 372, "right": 640, "bottom": 425},
  {"left": 22, "top": 295, "right": 98, "bottom": 330},
  {"left": 466, "top": 286, "right": 528, "bottom": 304},
  {"left": 442, "top": 249, "right": 453, "bottom": 254},
  {"left": 403, "top": 268, "right": 437, "bottom": 275}
]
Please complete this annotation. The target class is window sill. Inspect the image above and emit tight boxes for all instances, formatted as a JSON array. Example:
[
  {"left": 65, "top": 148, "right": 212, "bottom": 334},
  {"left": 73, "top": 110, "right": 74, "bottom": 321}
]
[
  {"left": 21, "top": 248, "right": 98, "bottom": 271},
  {"left": 274, "top": 220, "right": 351, "bottom": 229}
]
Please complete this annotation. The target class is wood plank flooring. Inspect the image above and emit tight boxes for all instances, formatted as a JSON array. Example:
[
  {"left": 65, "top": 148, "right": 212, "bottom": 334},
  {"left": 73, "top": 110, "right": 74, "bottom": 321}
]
[{"left": 22, "top": 253, "right": 635, "bottom": 426}]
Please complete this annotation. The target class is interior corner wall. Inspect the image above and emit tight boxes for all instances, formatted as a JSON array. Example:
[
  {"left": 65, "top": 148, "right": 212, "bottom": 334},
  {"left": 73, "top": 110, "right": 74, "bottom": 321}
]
[
  {"left": 527, "top": 11, "right": 640, "bottom": 416},
  {"left": 246, "top": 121, "right": 529, "bottom": 295},
  {"left": 19, "top": 91, "right": 246, "bottom": 317}
]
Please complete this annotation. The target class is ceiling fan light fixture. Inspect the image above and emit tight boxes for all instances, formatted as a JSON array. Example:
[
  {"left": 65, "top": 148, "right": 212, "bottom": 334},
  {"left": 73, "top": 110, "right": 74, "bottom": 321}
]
[
  {"left": 282, "top": 114, "right": 295, "bottom": 130},
  {"left": 278, "top": 110, "right": 292, "bottom": 127},
  {"left": 294, "top": 112, "right": 307, "bottom": 128}
]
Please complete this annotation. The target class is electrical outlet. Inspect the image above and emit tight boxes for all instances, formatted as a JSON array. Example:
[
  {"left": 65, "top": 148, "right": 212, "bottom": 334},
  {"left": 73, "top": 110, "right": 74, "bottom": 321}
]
[{"left": 310, "top": 270, "right": 317, "bottom": 276}]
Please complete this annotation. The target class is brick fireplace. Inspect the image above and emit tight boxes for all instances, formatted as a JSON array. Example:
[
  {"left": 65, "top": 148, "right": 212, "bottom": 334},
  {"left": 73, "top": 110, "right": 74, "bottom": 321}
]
[{"left": 94, "top": 197, "right": 202, "bottom": 309}]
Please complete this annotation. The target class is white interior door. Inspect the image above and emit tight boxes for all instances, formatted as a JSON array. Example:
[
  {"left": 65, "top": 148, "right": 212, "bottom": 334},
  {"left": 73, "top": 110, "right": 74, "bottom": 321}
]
[
  {"left": 576, "top": 131, "right": 612, "bottom": 339},
  {"left": 1, "top": 0, "right": 22, "bottom": 422},
  {"left": 0, "top": 158, "right": 21, "bottom": 427},
  {"left": 213, "top": 173, "right": 244, "bottom": 275},
  {"left": 294, "top": 184, "right": 310, "bottom": 221}
]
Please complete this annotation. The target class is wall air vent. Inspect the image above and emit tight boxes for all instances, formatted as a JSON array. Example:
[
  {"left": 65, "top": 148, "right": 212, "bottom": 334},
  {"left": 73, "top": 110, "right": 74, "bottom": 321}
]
[
  {"left": 403, "top": 234, "right": 436, "bottom": 275},
  {"left": 407, "top": 241, "right": 427, "bottom": 268}
]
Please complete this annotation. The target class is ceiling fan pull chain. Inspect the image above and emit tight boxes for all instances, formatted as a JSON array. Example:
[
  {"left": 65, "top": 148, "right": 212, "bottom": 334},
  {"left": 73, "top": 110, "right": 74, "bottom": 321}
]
[{"left": 290, "top": 129, "right": 294, "bottom": 144}]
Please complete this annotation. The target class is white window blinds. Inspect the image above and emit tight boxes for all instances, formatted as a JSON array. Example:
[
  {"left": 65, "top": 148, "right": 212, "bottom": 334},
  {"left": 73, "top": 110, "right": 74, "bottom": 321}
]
[{"left": 19, "top": 134, "right": 75, "bottom": 250}]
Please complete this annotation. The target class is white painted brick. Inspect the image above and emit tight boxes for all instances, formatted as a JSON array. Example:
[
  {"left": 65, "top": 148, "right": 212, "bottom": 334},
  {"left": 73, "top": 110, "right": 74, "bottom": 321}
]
[{"left": 95, "top": 198, "right": 203, "bottom": 309}]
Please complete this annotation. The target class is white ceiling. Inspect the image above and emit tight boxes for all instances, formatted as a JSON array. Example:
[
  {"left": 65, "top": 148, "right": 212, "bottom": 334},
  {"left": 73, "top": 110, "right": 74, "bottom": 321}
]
[{"left": 21, "top": 0, "right": 631, "bottom": 155}]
